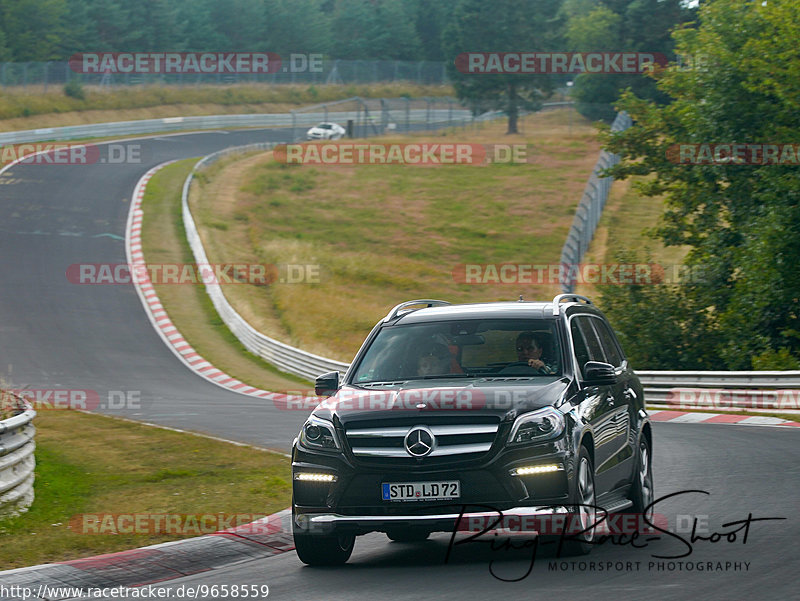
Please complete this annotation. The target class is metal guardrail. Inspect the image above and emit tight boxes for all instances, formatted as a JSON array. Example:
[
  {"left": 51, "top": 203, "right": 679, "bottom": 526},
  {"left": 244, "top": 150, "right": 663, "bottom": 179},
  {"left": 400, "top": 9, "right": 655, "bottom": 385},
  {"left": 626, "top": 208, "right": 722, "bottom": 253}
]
[
  {"left": 0, "top": 393, "right": 36, "bottom": 519},
  {"left": 161, "top": 107, "right": 798, "bottom": 411},
  {"left": 638, "top": 370, "right": 800, "bottom": 409},
  {"left": 182, "top": 144, "right": 350, "bottom": 382},
  {"left": 559, "top": 111, "right": 633, "bottom": 293},
  {"left": 0, "top": 104, "right": 471, "bottom": 146}
]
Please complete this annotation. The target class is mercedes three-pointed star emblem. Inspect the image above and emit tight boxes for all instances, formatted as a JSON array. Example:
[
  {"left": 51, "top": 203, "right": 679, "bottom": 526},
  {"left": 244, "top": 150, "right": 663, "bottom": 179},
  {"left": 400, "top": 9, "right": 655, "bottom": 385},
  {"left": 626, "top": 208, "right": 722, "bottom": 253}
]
[{"left": 404, "top": 426, "right": 435, "bottom": 458}]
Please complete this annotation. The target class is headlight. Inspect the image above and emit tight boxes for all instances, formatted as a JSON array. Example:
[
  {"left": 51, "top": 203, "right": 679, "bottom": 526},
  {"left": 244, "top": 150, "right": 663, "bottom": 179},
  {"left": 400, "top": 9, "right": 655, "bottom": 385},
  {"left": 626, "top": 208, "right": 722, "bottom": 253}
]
[
  {"left": 299, "top": 415, "right": 341, "bottom": 451},
  {"left": 508, "top": 407, "right": 565, "bottom": 445}
]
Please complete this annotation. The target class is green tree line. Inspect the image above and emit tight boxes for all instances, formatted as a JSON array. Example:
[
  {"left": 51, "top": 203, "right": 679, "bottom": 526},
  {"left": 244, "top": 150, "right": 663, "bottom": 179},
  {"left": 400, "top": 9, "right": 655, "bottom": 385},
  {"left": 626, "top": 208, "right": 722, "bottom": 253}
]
[
  {"left": 600, "top": 0, "right": 800, "bottom": 370},
  {"left": 0, "top": 0, "right": 453, "bottom": 63}
]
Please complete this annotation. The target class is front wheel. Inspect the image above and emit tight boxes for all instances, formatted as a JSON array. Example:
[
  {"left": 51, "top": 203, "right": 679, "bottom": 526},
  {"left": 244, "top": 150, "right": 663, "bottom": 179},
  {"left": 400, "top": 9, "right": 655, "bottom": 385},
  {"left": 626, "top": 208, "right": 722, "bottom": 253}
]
[
  {"left": 293, "top": 530, "right": 355, "bottom": 566},
  {"left": 630, "top": 436, "right": 654, "bottom": 519},
  {"left": 542, "top": 445, "right": 596, "bottom": 556}
]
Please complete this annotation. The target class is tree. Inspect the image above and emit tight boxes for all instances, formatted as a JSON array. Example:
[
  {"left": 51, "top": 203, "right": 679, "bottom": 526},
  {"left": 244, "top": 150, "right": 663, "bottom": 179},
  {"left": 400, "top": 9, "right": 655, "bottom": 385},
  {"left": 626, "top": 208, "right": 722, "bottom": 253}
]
[
  {"left": 601, "top": 0, "right": 800, "bottom": 369},
  {"left": 564, "top": 0, "right": 693, "bottom": 122},
  {"left": 263, "top": 0, "right": 331, "bottom": 56},
  {"left": 0, "top": 0, "right": 68, "bottom": 61},
  {"left": 329, "top": 0, "right": 421, "bottom": 60},
  {"left": 442, "top": 0, "right": 563, "bottom": 134}
]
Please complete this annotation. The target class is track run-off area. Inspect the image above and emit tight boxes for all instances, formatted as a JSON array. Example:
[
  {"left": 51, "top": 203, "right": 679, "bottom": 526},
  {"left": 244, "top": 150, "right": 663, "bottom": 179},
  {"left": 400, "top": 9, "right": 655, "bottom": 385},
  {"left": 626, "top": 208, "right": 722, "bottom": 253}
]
[{"left": 0, "top": 128, "right": 797, "bottom": 600}]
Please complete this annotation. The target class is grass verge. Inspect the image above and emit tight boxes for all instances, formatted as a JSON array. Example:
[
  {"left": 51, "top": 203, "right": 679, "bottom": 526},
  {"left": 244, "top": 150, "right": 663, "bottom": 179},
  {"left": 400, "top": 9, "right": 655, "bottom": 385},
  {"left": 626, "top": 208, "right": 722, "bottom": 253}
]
[
  {"left": 0, "top": 411, "right": 291, "bottom": 569},
  {"left": 140, "top": 159, "right": 310, "bottom": 391},
  {"left": 0, "top": 83, "right": 453, "bottom": 131},
  {"left": 192, "top": 108, "right": 602, "bottom": 361},
  {"left": 575, "top": 177, "right": 691, "bottom": 299}
]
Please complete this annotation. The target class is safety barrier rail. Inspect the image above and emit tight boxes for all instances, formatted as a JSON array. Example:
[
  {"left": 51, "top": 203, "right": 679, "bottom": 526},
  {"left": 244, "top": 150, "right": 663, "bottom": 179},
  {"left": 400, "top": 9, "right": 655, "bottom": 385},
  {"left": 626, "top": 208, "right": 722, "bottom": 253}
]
[{"left": 0, "top": 392, "right": 36, "bottom": 519}]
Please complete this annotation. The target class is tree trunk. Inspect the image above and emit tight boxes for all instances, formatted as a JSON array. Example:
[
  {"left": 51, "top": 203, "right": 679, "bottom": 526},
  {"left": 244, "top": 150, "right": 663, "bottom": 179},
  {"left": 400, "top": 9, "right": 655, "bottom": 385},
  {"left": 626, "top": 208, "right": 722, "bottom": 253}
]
[{"left": 506, "top": 80, "right": 519, "bottom": 135}]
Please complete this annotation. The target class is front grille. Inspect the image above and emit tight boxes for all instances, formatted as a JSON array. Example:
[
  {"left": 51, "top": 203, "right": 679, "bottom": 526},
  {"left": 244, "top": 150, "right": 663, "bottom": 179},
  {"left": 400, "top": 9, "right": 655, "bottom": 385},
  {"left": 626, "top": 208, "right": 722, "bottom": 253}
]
[{"left": 344, "top": 417, "right": 500, "bottom": 464}]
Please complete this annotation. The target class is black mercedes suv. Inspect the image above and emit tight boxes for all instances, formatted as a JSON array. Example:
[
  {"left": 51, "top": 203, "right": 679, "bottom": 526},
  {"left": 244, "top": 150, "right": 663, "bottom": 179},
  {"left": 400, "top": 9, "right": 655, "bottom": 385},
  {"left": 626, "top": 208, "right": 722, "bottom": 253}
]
[{"left": 291, "top": 294, "right": 653, "bottom": 565}]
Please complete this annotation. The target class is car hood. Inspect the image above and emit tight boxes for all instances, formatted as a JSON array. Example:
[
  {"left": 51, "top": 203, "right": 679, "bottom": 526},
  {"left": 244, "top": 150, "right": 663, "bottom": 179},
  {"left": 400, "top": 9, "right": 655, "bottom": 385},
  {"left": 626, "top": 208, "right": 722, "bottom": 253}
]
[{"left": 312, "top": 377, "right": 573, "bottom": 427}]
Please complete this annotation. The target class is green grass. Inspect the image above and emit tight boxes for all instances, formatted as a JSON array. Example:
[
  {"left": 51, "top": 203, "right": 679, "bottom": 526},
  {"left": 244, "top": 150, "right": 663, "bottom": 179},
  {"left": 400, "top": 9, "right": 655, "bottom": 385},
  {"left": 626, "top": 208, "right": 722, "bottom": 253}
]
[
  {"left": 0, "top": 411, "right": 291, "bottom": 569},
  {"left": 575, "top": 177, "right": 692, "bottom": 299},
  {"left": 192, "top": 109, "right": 603, "bottom": 360},
  {"left": 140, "top": 159, "right": 310, "bottom": 391}
]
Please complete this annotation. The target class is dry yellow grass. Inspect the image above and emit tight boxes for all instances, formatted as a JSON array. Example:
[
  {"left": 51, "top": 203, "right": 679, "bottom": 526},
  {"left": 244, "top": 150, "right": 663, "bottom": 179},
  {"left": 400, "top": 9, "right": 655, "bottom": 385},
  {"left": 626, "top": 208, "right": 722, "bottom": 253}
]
[{"left": 191, "top": 108, "right": 604, "bottom": 361}]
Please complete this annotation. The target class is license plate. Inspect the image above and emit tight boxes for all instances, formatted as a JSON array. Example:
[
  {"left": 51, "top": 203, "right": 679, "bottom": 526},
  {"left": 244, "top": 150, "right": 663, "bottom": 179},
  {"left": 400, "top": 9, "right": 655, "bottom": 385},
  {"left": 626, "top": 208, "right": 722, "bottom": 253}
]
[{"left": 382, "top": 481, "right": 460, "bottom": 502}]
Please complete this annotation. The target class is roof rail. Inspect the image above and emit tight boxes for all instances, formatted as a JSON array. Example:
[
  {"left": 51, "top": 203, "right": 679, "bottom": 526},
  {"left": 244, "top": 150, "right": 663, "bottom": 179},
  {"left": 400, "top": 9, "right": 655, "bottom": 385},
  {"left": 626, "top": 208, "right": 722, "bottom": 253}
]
[
  {"left": 551, "top": 293, "right": 592, "bottom": 316},
  {"left": 385, "top": 299, "right": 451, "bottom": 321}
]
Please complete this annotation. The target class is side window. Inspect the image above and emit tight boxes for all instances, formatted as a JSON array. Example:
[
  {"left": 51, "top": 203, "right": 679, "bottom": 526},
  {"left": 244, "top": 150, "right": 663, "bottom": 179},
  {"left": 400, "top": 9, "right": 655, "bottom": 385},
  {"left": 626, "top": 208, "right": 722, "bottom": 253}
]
[
  {"left": 592, "top": 319, "right": 623, "bottom": 367},
  {"left": 575, "top": 316, "right": 606, "bottom": 363},
  {"left": 570, "top": 320, "right": 591, "bottom": 374}
]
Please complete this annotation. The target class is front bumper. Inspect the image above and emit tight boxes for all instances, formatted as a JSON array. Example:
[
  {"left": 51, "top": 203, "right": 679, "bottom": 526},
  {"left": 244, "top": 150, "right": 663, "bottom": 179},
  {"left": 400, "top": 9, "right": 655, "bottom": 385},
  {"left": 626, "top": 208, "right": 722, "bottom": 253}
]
[
  {"left": 294, "top": 505, "right": 570, "bottom": 535},
  {"left": 292, "top": 438, "right": 576, "bottom": 535}
]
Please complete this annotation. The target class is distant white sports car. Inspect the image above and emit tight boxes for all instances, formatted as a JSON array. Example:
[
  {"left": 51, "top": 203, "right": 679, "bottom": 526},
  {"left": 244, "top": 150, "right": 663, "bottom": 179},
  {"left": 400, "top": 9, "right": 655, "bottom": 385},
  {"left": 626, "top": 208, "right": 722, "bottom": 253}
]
[{"left": 306, "top": 122, "right": 346, "bottom": 140}]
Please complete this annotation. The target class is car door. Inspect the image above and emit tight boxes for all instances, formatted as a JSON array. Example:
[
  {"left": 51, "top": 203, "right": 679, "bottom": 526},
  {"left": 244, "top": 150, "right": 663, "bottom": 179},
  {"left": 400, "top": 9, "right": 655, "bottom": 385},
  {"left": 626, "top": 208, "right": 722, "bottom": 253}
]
[
  {"left": 587, "top": 316, "right": 636, "bottom": 490},
  {"left": 569, "top": 316, "right": 618, "bottom": 491}
]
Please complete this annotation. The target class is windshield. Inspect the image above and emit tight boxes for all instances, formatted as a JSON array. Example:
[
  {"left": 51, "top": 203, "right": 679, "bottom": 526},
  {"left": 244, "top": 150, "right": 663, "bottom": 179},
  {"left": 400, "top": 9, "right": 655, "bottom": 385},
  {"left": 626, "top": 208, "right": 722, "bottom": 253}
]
[
  {"left": 317, "top": 123, "right": 332, "bottom": 129},
  {"left": 352, "top": 319, "right": 561, "bottom": 384}
]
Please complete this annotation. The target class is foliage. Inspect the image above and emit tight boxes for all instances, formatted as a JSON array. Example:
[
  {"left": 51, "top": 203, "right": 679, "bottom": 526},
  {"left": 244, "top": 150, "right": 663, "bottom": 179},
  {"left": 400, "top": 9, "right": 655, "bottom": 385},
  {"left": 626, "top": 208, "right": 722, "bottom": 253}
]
[
  {"left": 63, "top": 78, "right": 84, "bottom": 99},
  {"left": 0, "top": 0, "right": 450, "bottom": 62},
  {"left": 442, "top": 0, "right": 563, "bottom": 133},
  {"left": 602, "top": 0, "right": 800, "bottom": 369},
  {"left": 564, "top": 0, "right": 693, "bottom": 122}
]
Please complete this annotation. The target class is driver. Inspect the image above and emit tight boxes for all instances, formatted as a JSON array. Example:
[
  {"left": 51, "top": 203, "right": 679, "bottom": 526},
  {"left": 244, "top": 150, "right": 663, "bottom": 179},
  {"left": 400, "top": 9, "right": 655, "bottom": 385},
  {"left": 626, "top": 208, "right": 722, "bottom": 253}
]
[{"left": 515, "top": 331, "right": 558, "bottom": 374}]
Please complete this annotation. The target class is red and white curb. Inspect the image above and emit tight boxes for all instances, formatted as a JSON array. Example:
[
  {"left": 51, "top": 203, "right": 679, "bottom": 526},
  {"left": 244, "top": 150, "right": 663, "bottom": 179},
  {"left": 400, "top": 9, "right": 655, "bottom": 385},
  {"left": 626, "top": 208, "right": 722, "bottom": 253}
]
[
  {"left": 126, "top": 164, "right": 800, "bottom": 431},
  {"left": 648, "top": 409, "right": 800, "bottom": 428},
  {"left": 126, "top": 162, "right": 286, "bottom": 402}
]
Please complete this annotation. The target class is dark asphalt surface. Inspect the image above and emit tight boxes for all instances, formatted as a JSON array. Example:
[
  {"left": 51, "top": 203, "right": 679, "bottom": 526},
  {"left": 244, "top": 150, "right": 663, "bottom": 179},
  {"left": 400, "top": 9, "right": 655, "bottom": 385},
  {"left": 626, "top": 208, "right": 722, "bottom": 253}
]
[
  {"left": 0, "top": 129, "right": 308, "bottom": 451},
  {"left": 1, "top": 129, "right": 798, "bottom": 600},
  {"left": 77, "top": 423, "right": 800, "bottom": 601}
]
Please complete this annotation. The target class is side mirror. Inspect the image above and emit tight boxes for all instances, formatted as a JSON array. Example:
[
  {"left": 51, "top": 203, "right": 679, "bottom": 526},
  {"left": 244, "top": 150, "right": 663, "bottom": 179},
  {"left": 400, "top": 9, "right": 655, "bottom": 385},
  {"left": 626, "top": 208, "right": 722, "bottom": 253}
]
[
  {"left": 582, "top": 361, "right": 617, "bottom": 385},
  {"left": 315, "top": 371, "right": 340, "bottom": 397}
]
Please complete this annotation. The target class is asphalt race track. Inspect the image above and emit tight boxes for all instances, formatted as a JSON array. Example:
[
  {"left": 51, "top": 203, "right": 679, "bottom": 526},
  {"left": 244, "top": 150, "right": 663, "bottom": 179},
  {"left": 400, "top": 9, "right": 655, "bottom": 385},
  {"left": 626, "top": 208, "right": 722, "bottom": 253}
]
[
  {"left": 117, "top": 423, "right": 800, "bottom": 601},
  {"left": 0, "top": 129, "right": 307, "bottom": 450},
  {"left": 1, "top": 129, "right": 798, "bottom": 599}
]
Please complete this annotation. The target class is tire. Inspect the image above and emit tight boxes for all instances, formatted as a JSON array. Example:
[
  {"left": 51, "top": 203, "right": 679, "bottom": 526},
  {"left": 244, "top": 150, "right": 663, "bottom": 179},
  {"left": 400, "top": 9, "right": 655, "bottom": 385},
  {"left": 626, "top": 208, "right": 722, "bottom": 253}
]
[
  {"left": 293, "top": 530, "right": 355, "bottom": 566},
  {"left": 387, "top": 530, "right": 430, "bottom": 543},
  {"left": 543, "top": 445, "right": 597, "bottom": 556},
  {"left": 630, "top": 436, "right": 654, "bottom": 519}
]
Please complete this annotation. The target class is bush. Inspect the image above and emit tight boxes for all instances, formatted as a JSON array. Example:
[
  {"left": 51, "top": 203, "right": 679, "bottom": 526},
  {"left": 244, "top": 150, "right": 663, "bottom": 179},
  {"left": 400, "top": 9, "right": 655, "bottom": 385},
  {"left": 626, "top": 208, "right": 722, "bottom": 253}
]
[{"left": 63, "top": 80, "right": 85, "bottom": 100}]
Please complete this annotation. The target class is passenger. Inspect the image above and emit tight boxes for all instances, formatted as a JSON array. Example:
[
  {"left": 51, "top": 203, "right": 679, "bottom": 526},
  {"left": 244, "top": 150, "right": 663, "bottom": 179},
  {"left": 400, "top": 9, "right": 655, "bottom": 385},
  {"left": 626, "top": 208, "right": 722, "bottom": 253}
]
[{"left": 416, "top": 342, "right": 452, "bottom": 377}]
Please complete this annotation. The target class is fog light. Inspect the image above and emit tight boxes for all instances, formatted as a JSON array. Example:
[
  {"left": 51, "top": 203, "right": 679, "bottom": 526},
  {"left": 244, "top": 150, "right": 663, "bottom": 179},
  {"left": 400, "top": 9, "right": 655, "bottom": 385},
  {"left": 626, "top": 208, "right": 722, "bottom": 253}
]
[
  {"left": 294, "top": 472, "right": 337, "bottom": 482},
  {"left": 510, "top": 464, "right": 562, "bottom": 476}
]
